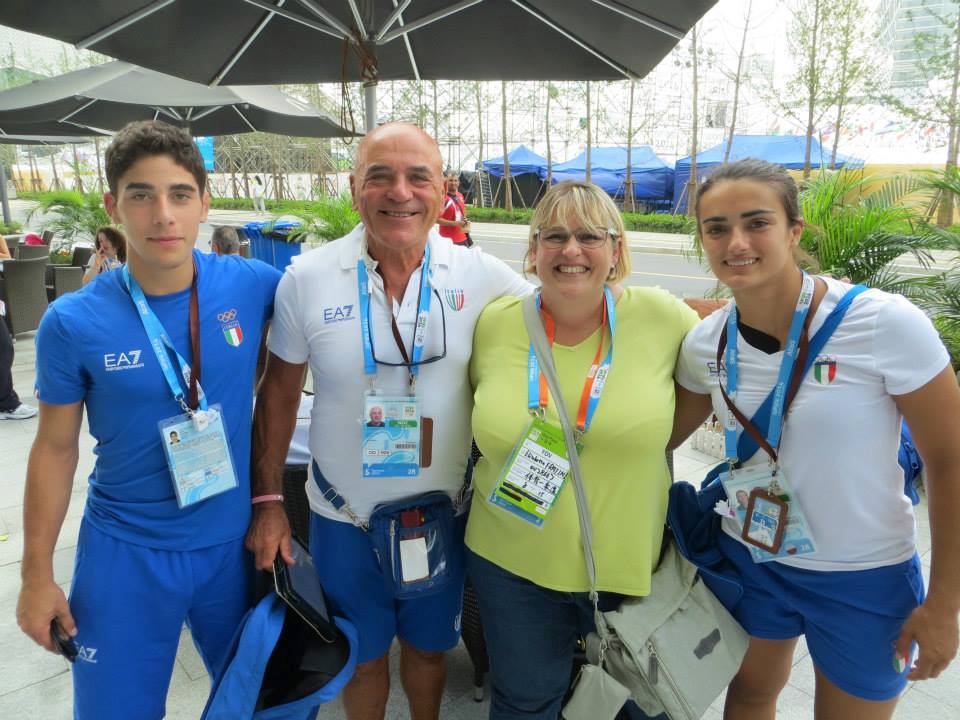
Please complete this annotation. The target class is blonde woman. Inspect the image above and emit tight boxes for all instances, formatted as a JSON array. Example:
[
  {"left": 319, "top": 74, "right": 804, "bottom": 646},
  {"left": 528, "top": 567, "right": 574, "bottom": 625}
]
[{"left": 466, "top": 180, "right": 698, "bottom": 718}]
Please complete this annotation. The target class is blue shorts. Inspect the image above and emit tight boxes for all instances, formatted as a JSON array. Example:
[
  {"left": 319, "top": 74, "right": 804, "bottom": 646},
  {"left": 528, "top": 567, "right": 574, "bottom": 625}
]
[
  {"left": 718, "top": 532, "right": 925, "bottom": 701},
  {"left": 69, "top": 520, "right": 253, "bottom": 719},
  {"left": 309, "top": 512, "right": 464, "bottom": 664}
]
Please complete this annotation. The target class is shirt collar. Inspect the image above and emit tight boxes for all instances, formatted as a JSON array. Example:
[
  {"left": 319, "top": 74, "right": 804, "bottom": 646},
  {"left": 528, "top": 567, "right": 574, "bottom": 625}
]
[{"left": 338, "top": 224, "right": 451, "bottom": 274}]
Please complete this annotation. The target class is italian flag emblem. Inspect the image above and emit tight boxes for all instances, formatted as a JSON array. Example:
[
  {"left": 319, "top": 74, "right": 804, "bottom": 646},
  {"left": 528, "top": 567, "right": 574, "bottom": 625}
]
[
  {"left": 223, "top": 322, "right": 243, "bottom": 347},
  {"left": 813, "top": 355, "right": 837, "bottom": 385}
]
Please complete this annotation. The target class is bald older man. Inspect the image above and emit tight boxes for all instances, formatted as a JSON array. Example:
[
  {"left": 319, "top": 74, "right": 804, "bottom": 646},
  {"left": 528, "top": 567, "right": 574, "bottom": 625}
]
[{"left": 246, "top": 122, "right": 530, "bottom": 719}]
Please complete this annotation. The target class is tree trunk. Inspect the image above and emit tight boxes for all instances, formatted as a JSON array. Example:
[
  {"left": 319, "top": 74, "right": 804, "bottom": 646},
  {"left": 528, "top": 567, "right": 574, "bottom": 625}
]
[
  {"left": 501, "top": 81, "right": 513, "bottom": 212},
  {"left": 545, "top": 83, "right": 553, "bottom": 188},
  {"left": 71, "top": 144, "right": 84, "bottom": 194},
  {"left": 432, "top": 80, "right": 439, "bottom": 155},
  {"left": 49, "top": 150, "right": 62, "bottom": 192},
  {"left": 93, "top": 137, "right": 105, "bottom": 194},
  {"left": 723, "top": 0, "right": 752, "bottom": 165},
  {"left": 625, "top": 79, "right": 635, "bottom": 212},
  {"left": 585, "top": 81, "right": 592, "bottom": 184},
  {"left": 475, "top": 82, "right": 484, "bottom": 198},
  {"left": 686, "top": 25, "right": 700, "bottom": 217},
  {"left": 803, "top": 0, "right": 823, "bottom": 178},
  {"left": 830, "top": 95, "right": 846, "bottom": 170},
  {"left": 937, "top": 10, "right": 960, "bottom": 227}
]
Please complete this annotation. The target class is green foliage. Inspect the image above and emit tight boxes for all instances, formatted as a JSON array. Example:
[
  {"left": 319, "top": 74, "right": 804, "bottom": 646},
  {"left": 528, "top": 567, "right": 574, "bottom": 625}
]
[
  {"left": 26, "top": 191, "right": 111, "bottom": 249},
  {"left": 467, "top": 207, "right": 535, "bottom": 225},
  {"left": 622, "top": 213, "right": 695, "bottom": 234},
  {"left": 798, "top": 170, "right": 936, "bottom": 290},
  {"left": 282, "top": 192, "right": 360, "bottom": 245},
  {"left": 0, "top": 220, "right": 23, "bottom": 235}
]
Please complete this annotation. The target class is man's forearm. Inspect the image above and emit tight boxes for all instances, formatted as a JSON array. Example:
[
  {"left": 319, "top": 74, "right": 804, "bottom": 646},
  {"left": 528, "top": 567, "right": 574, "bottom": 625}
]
[
  {"left": 924, "top": 460, "right": 960, "bottom": 612},
  {"left": 21, "top": 441, "right": 78, "bottom": 582},
  {"left": 251, "top": 376, "right": 302, "bottom": 496}
]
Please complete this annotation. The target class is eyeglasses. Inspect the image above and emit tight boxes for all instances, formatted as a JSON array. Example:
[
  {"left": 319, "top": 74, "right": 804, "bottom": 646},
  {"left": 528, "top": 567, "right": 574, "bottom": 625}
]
[
  {"left": 535, "top": 227, "right": 617, "bottom": 248},
  {"left": 367, "top": 288, "right": 448, "bottom": 368}
]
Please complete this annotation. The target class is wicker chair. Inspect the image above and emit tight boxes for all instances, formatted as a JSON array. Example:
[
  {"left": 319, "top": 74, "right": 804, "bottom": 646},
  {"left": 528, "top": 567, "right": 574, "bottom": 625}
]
[
  {"left": 71, "top": 246, "right": 94, "bottom": 268},
  {"left": 45, "top": 265, "right": 84, "bottom": 300},
  {"left": 0, "top": 256, "right": 50, "bottom": 335},
  {"left": 15, "top": 244, "right": 50, "bottom": 261}
]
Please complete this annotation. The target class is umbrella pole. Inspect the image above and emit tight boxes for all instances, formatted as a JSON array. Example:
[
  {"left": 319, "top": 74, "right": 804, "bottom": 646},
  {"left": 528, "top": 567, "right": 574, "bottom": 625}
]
[
  {"left": 364, "top": 82, "right": 377, "bottom": 132},
  {"left": 0, "top": 162, "right": 11, "bottom": 225}
]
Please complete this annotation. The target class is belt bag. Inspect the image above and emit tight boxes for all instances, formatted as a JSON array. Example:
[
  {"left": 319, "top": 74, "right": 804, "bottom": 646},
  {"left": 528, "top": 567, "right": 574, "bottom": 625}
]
[
  {"left": 311, "top": 460, "right": 465, "bottom": 600},
  {"left": 585, "top": 540, "right": 749, "bottom": 719},
  {"left": 367, "top": 491, "right": 462, "bottom": 600}
]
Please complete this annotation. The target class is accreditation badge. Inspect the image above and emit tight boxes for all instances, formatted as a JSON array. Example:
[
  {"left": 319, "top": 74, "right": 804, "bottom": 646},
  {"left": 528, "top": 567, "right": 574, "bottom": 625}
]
[
  {"left": 719, "top": 464, "right": 817, "bottom": 562},
  {"left": 489, "top": 416, "right": 582, "bottom": 528},
  {"left": 361, "top": 393, "right": 421, "bottom": 478},
  {"left": 159, "top": 404, "right": 238, "bottom": 508}
]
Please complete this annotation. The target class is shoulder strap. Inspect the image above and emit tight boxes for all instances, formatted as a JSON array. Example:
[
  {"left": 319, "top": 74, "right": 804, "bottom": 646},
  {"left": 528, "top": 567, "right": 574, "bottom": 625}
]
[
  {"left": 521, "top": 295, "right": 611, "bottom": 647},
  {"left": 736, "top": 284, "right": 868, "bottom": 462}
]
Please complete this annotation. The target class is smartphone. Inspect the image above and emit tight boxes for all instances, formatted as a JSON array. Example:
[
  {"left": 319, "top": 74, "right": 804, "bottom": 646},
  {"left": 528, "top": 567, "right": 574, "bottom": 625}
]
[
  {"left": 273, "top": 537, "right": 338, "bottom": 643},
  {"left": 50, "top": 618, "right": 78, "bottom": 663}
]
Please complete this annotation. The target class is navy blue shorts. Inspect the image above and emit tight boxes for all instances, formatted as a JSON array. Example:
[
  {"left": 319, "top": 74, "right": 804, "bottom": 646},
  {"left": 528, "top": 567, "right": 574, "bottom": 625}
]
[
  {"left": 309, "top": 512, "right": 464, "bottom": 663},
  {"left": 69, "top": 520, "right": 253, "bottom": 719},
  {"left": 719, "top": 532, "right": 925, "bottom": 701}
]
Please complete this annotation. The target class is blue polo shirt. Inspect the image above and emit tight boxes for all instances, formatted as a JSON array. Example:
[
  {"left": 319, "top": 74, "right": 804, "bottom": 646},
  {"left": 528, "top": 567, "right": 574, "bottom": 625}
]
[{"left": 35, "top": 250, "right": 282, "bottom": 550}]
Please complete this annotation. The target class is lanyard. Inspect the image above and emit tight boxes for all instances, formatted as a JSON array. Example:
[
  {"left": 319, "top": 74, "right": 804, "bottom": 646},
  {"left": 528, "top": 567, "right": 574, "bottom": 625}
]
[
  {"left": 357, "top": 243, "right": 433, "bottom": 390},
  {"left": 720, "top": 272, "right": 814, "bottom": 464},
  {"left": 527, "top": 286, "right": 616, "bottom": 437},
  {"left": 123, "top": 264, "right": 205, "bottom": 414}
]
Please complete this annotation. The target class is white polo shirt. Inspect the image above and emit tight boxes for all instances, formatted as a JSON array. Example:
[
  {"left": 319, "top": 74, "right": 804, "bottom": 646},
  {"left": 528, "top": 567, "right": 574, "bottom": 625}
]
[
  {"left": 676, "top": 277, "right": 950, "bottom": 571},
  {"left": 268, "top": 224, "right": 532, "bottom": 521}
]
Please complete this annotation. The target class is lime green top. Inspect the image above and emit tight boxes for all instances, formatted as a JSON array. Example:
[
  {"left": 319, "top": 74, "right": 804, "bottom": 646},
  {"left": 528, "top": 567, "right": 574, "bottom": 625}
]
[{"left": 465, "top": 287, "right": 698, "bottom": 595}]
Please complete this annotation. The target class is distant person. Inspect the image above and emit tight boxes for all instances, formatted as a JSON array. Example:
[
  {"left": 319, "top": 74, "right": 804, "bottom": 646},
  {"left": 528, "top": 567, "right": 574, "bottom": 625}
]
[
  {"left": 437, "top": 172, "right": 472, "bottom": 247},
  {"left": 83, "top": 226, "right": 126, "bottom": 286},
  {"left": 211, "top": 226, "right": 241, "bottom": 256},
  {"left": 0, "top": 315, "right": 38, "bottom": 420},
  {"left": 252, "top": 175, "right": 266, "bottom": 215}
]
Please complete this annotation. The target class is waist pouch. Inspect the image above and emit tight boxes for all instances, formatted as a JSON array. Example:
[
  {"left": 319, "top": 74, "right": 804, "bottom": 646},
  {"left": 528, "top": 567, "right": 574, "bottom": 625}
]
[{"left": 367, "top": 492, "right": 462, "bottom": 599}]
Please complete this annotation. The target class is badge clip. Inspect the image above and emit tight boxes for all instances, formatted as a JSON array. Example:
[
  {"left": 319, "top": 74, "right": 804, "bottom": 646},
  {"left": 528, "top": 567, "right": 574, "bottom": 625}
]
[{"left": 192, "top": 410, "right": 210, "bottom": 432}]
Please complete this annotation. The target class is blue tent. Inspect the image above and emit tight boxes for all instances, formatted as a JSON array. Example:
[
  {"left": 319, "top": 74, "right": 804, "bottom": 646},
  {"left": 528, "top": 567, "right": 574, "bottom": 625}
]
[
  {"left": 545, "top": 146, "right": 674, "bottom": 204},
  {"left": 480, "top": 144, "right": 547, "bottom": 177},
  {"left": 673, "top": 134, "right": 865, "bottom": 213}
]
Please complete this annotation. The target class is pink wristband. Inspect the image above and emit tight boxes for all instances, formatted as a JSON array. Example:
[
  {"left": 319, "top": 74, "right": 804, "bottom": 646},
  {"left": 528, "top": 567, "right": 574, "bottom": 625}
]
[{"left": 251, "top": 494, "right": 284, "bottom": 505}]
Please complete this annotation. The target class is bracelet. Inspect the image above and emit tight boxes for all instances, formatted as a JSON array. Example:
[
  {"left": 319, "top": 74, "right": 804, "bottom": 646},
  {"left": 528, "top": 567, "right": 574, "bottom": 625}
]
[{"left": 251, "top": 494, "right": 284, "bottom": 505}]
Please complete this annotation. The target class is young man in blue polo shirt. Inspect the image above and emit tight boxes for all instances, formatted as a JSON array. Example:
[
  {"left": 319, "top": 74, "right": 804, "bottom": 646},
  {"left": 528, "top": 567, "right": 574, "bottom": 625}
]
[{"left": 16, "top": 120, "right": 281, "bottom": 719}]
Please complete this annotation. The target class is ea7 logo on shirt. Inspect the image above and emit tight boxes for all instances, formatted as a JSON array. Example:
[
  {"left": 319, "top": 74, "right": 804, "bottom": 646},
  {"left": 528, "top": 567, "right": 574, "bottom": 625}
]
[
  {"left": 707, "top": 360, "right": 727, "bottom": 378},
  {"left": 324, "top": 304, "right": 355, "bottom": 323},
  {"left": 104, "top": 350, "right": 144, "bottom": 372},
  {"left": 76, "top": 645, "right": 99, "bottom": 663}
]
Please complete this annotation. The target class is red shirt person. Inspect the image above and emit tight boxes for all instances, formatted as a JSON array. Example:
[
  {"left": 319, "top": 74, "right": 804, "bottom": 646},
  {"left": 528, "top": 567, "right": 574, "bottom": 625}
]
[{"left": 437, "top": 173, "right": 472, "bottom": 247}]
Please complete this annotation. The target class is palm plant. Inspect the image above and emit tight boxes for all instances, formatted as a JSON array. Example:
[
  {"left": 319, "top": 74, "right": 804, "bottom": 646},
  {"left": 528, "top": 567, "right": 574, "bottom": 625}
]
[
  {"left": 798, "top": 170, "right": 936, "bottom": 294},
  {"left": 284, "top": 192, "right": 360, "bottom": 247},
  {"left": 26, "top": 191, "right": 111, "bottom": 250}
]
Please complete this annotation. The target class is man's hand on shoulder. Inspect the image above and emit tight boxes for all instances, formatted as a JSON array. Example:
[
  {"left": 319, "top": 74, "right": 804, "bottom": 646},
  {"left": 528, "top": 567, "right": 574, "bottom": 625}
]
[
  {"left": 245, "top": 502, "right": 295, "bottom": 570},
  {"left": 17, "top": 577, "right": 75, "bottom": 653}
]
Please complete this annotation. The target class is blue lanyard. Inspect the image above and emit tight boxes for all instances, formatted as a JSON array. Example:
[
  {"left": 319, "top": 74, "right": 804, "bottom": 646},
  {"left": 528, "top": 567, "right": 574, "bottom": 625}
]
[
  {"left": 122, "top": 265, "right": 207, "bottom": 414},
  {"left": 527, "top": 286, "right": 616, "bottom": 436},
  {"left": 723, "top": 272, "right": 814, "bottom": 462},
  {"left": 357, "top": 243, "right": 433, "bottom": 388}
]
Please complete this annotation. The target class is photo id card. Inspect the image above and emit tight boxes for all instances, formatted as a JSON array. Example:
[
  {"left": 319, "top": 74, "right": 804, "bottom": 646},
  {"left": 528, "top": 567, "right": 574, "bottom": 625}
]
[
  {"left": 362, "top": 394, "right": 421, "bottom": 478},
  {"left": 490, "top": 416, "right": 581, "bottom": 528},
  {"left": 719, "top": 464, "right": 817, "bottom": 562},
  {"left": 159, "top": 404, "right": 238, "bottom": 508}
]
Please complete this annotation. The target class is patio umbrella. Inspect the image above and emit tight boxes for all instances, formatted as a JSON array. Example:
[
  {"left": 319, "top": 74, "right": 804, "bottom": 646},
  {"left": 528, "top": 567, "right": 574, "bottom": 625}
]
[
  {"left": 0, "top": 61, "right": 358, "bottom": 138},
  {"left": 0, "top": 0, "right": 716, "bottom": 129},
  {"left": 0, "top": 132, "right": 112, "bottom": 224}
]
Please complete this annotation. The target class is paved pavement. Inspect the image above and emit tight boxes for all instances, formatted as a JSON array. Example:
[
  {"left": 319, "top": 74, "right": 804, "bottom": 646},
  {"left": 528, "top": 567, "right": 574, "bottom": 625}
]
[{"left": 1, "top": 203, "right": 959, "bottom": 718}]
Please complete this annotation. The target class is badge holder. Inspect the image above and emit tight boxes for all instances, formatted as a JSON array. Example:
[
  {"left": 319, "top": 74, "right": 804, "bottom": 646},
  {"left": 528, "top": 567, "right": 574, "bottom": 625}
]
[
  {"left": 159, "top": 403, "right": 238, "bottom": 508},
  {"left": 361, "top": 393, "right": 422, "bottom": 478},
  {"left": 741, "top": 488, "right": 788, "bottom": 554},
  {"left": 489, "top": 414, "right": 581, "bottom": 528}
]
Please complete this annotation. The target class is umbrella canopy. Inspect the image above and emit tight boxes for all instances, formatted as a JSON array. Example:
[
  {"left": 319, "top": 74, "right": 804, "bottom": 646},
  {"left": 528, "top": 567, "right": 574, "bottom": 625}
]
[
  {"left": 0, "top": 133, "right": 108, "bottom": 145},
  {"left": 0, "top": 1, "right": 717, "bottom": 128},
  {"left": 0, "top": 61, "right": 357, "bottom": 138}
]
